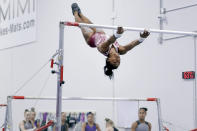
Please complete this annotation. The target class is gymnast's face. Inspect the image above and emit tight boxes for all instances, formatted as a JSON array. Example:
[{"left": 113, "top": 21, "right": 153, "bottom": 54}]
[
  {"left": 61, "top": 112, "right": 67, "bottom": 122},
  {"left": 106, "top": 121, "right": 113, "bottom": 127},
  {"left": 138, "top": 109, "right": 146, "bottom": 120},
  {"left": 107, "top": 55, "right": 120, "bottom": 68},
  {"left": 87, "top": 114, "right": 94, "bottom": 123},
  {"left": 30, "top": 111, "right": 36, "bottom": 120},
  {"left": 24, "top": 111, "right": 31, "bottom": 121}
]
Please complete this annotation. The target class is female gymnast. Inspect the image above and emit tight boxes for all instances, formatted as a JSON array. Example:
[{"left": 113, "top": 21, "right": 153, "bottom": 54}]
[{"left": 71, "top": 3, "right": 150, "bottom": 79}]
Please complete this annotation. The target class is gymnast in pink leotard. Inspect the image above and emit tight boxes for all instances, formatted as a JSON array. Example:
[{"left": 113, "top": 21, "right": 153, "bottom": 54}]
[{"left": 71, "top": 3, "right": 150, "bottom": 79}]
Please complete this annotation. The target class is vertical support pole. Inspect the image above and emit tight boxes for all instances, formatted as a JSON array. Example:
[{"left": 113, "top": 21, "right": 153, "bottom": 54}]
[
  {"left": 3, "top": 104, "right": 8, "bottom": 131},
  {"left": 112, "top": 79, "right": 116, "bottom": 122},
  {"left": 112, "top": 0, "right": 115, "bottom": 27},
  {"left": 156, "top": 98, "right": 163, "bottom": 131},
  {"left": 7, "top": 96, "right": 13, "bottom": 131},
  {"left": 111, "top": 0, "right": 116, "bottom": 124},
  {"left": 194, "top": 36, "right": 197, "bottom": 128},
  {"left": 159, "top": 0, "right": 164, "bottom": 44},
  {"left": 55, "top": 22, "right": 64, "bottom": 131}
]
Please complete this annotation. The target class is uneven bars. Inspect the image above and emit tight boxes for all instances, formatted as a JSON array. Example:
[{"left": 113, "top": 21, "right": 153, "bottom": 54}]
[
  {"left": 64, "top": 21, "right": 197, "bottom": 36},
  {"left": 0, "top": 104, "right": 7, "bottom": 106},
  {"left": 10, "top": 96, "right": 157, "bottom": 101}
]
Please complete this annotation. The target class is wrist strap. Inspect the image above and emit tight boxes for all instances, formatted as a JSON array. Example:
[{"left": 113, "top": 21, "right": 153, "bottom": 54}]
[
  {"left": 114, "top": 32, "right": 122, "bottom": 39},
  {"left": 138, "top": 37, "right": 146, "bottom": 43}
]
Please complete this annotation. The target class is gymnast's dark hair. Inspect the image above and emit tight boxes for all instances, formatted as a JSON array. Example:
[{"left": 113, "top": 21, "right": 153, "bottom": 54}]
[
  {"left": 87, "top": 112, "right": 94, "bottom": 116},
  {"left": 104, "top": 58, "right": 118, "bottom": 79},
  {"left": 31, "top": 107, "right": 35, "bottom": 112},
  {"left": 139, "top": 107, "right": 148, "bottom": 112},
  {"left": 24, "top": 109, "right": 29, "bottom": 114}
]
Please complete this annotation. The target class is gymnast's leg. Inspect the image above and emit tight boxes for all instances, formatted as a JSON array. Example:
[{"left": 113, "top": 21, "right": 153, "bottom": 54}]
[{"left": 72, "top": 6, "right": 94, "bottom": 44}]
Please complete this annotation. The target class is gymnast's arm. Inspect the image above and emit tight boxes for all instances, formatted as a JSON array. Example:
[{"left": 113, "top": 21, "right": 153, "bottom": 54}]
[
  {"left": 118, "top": 40, "right": 140, "bottom": 55},
  {"left": 96, "top": 123, "right": 101, "bottom": 131},
  {"left": 81, "top": 123, "right": 86, "bottom": 131},
  {"left": 118, "top": 30, "right": 150, "bottom": 55},
  {"left": 131, "top": 122, "right": 137, "bottom": 131},
  {"left": 148, "top": 122, "right": 152, "bottom": 131},
  {"left": 19, "top": 121, "right": 27, "bottom": 131},
  {"left": 97, "top": 27, "right": 124, "bottom": 54}
]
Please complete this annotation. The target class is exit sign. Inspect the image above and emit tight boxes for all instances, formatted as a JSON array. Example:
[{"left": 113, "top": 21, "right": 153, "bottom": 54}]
[{"left": 182, "top": 71, "right": 195, "bottom": 79}]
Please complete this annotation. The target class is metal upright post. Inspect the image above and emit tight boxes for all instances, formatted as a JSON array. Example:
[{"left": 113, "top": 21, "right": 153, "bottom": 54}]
[
  {"left": 4, "top": 104, "right": 8, "bottom": 131},
  {"left": 112, "top": 0, "right": 115, "bottom": 27},
  {"left": 7, "top": 96, "right": 13, "bottom": 131},
  {"left": 55, "top": 22, "right": 64, "bottom": 131},
  {"left": 112, "top": 0, "right": 116, "bottom": 123},
  {"left": 159, "top": 0, "right": 165, "bottom": 44},
  {"left": 156, "top": 98, "right": 163, "bottom": 131},
  {"left": 194, "top": 36, "right": 197, "bottom": 129}
]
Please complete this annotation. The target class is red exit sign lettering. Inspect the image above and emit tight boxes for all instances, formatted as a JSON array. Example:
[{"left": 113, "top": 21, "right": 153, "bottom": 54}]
[{"left": 182, "top": 71, "right": 195, "bottom": 79}]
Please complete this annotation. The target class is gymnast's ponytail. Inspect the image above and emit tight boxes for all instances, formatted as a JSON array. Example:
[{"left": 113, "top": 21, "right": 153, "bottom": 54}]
[
  {"left": 104, "top": 59, "right": 117, "bottom": 79},
  {"left": 104, "top": 65, "right": 113, "bottom": 79}
]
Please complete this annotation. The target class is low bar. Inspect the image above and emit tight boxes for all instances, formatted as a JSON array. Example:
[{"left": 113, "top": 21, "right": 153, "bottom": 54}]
[
  {"left": 0, "top": 104, "right": 7, "bottom": 106},
  {"left": 11, "top": 96, "right": 157, "bottom": 101},
  {"left": 64, "top": 21, "right": 197, "bottom": 36}
]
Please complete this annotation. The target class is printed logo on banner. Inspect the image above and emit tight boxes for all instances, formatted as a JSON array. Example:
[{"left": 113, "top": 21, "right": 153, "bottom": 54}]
[{"left": 0, "top": 0, "right": 36, "bottom": 49}]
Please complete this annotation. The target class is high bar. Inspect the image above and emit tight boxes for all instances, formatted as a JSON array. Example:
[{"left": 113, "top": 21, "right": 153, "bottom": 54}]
[
  {"left": 10, "top": 96, "right": 157, "bottom": 101},
  {"left": 64, "top": 21, "right": 197, "bottom": 36}
]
